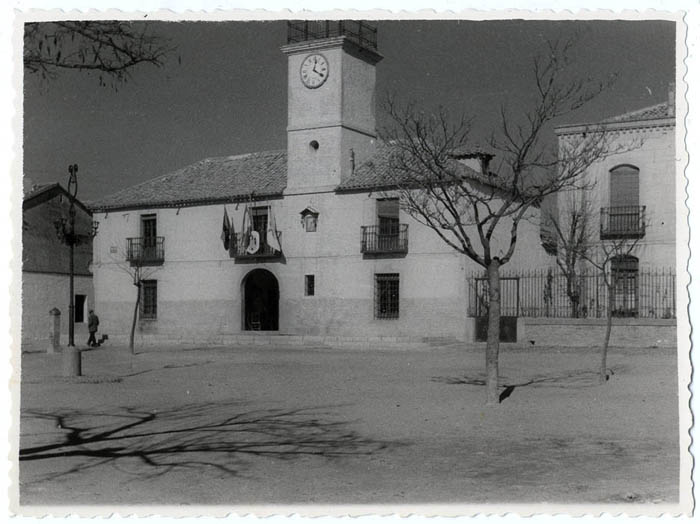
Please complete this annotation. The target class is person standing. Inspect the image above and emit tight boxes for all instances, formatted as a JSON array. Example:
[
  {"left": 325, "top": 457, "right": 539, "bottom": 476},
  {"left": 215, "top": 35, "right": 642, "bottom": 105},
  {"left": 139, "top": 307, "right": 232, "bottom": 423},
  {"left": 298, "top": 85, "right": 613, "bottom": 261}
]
[{"left": 87, "top": 309, "right": 100, "bottom": 347}]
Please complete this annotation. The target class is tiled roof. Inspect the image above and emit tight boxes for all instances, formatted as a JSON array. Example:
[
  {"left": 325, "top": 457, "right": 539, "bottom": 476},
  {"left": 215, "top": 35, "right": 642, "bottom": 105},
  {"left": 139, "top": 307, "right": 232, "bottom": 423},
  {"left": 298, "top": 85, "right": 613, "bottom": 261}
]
[
  {"left": 606, "top": 101, "right": 674, "bottom": 123},
  {"left": 89, "top": 150, "right": 287, "bottom": 211},
  {"left": 24, "top": 183, "right": 92, "bottom": 215},
  {"left": 337, "top": 142, "right": 502, "bottom": 192},
  {"left": 90, "top": 144, "right": 514, "bottom": 211}
]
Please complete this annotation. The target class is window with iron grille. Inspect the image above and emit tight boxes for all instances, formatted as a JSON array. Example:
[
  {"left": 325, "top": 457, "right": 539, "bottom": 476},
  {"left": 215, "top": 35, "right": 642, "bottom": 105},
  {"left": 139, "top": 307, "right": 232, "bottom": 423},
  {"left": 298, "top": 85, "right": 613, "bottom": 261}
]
[
  {"left": 141, "top": 280, "right": 158, "bottom": 319},
  {"left": 375, "top": 273, "right": 399, "bottom": 319},
  {"left": 305, "top": 275, "right": 315, "bottom": 296}
]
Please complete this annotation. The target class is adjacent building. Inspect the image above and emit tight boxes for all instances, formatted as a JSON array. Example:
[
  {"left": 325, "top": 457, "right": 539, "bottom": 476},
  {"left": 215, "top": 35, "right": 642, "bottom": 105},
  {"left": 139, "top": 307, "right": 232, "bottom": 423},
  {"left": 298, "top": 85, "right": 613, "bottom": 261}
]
[
  {"left": 22, "top": 183, "right": 95, "bottom": 349},
  {"left": 551, "top": 87, "right": 676, "bottom": 320}
]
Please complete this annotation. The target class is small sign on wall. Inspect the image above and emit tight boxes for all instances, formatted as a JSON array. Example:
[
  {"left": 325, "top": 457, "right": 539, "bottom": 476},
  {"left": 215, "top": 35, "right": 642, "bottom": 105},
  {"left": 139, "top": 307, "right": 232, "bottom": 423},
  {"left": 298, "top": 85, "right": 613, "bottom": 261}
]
[{"left": 110, "top": 246, "right": 118, "bottom": 254}]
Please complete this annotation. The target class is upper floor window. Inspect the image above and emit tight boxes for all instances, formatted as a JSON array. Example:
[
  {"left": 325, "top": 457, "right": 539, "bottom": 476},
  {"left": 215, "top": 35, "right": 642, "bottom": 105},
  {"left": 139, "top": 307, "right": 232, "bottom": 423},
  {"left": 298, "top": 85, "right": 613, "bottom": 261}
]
[
  {"left": 251, "top": 206, "right": 268, "bottom": 238},
  {"left": 377, "top": 198, "right": 399, "bottom": 233},
  {"left": 609, "top": 165, "right": 640, "bottom": 207},
  {"left": 126, "top": 214, "right": 164, "bottom": 266},
  {"left": 141, "top": 214, "right": 157, "bottom": 244}
]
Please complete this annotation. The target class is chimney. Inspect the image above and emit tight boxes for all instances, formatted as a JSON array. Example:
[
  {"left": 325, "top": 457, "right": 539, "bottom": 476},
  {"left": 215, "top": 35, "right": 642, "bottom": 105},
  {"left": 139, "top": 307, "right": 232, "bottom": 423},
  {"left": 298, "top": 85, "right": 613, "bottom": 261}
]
[{"left": 668, "top": 82, "right": 675, "bottom": 117}]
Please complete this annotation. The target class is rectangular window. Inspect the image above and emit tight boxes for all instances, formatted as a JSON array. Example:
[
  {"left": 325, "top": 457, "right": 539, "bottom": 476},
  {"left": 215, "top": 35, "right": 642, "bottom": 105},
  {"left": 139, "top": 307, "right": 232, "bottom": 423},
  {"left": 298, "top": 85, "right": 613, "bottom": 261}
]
[
  {"left": 375, "top": 273, "right": 399, "bottom": 319},
  {"left": 252, "top": 206, "right": 269, "bottom": 249},
  {"left": 141, "top": 214, "right": 157, "bottom": 244},
  {"left": 377, "top": 198, "right": 400, "bottom": 233},
  {"left": 305, "top": 275, "right": 315, "bottom": 296},
  {"left": 140, "top": 214, "right": 159, "bottom": 262},
  {"left": 141, "top": 280, "right": 158, "bottom": 319},
  {"left": 74, "top": 294, "right": 86, "bottom": 323}
]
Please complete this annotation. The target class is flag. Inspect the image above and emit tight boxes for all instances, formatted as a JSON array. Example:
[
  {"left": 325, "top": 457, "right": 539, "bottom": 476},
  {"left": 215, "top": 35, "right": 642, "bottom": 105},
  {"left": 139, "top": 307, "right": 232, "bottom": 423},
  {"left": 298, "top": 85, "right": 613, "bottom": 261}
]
[
  {"left": 241, "top": 205, "right": 251, "bottom": 252},
  {"left": 266, "top": 206, "right": 282, "bottom": 253},
  {"left": 228, "top": 209, "right": 237, "bottom": 256},
  {"left": 221, "top": 207, "right": 231, "bottom": 251}
]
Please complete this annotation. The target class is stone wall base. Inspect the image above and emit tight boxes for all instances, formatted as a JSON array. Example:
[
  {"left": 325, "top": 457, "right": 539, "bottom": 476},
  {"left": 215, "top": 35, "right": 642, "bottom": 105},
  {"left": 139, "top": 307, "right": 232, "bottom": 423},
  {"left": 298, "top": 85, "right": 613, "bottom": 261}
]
[{"left": 517, "top": 317, "right": 677, "bottom": 348}]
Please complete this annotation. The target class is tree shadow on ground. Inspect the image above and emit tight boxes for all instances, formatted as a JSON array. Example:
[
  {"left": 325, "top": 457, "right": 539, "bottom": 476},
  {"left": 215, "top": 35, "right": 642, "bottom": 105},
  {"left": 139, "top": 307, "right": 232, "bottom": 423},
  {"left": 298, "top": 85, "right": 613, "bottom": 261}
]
[
  {"left": 432, "top": 366, "right": 628, "bottom": 403},
  {"left": 20, "top": 401, "right": 395, "bottom": 483}
]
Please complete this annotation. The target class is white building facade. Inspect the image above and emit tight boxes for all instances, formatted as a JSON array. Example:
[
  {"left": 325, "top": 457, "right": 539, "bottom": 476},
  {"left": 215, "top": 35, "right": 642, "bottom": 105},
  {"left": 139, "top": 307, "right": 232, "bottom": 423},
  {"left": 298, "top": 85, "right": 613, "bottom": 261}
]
[
  {"left": 549, "top": 87, "right": 676, "bottom": 321},
  {"left": 90, "top": 22, "right": 550, "bottom": 347}
]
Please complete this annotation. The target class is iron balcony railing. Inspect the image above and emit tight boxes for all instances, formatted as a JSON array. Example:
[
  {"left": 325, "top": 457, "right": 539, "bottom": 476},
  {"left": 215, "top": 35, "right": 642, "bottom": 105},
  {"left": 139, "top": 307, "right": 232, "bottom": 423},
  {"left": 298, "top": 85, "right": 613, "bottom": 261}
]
[
  {"left": 600, "top": 206, "right": 646, "bottom": 239},
  {"left": 126, "top": 237, "right": 164, "bottom": 266},
  {"left": 361, "top": 224, "right": 408, "bottom": 255},
  {"left": 287, "top": 20, "right": 378, "bottom": 50},
  {"left": 231, "top": 232, "right": 282, "bottom": 260}
]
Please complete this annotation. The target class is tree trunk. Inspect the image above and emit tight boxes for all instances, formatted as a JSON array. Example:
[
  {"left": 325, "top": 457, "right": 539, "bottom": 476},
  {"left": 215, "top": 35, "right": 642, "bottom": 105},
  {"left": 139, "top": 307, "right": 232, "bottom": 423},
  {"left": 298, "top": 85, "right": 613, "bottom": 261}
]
[
  {"left": 486, "top": 259, "right": 501, "bottom": 405},
  {"left": 600, "top": 283, "right": 614, "bottom": 384},
  {"left": 129, "top": 282, "right": 141, "bottom": 355}
]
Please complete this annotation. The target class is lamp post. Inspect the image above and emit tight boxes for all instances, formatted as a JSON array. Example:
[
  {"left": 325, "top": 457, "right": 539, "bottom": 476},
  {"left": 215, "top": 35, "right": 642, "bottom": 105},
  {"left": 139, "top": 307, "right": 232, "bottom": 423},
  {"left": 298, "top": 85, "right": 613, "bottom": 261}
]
[{"left": 54, "top": 164, "right": 99, "bottom": 348}]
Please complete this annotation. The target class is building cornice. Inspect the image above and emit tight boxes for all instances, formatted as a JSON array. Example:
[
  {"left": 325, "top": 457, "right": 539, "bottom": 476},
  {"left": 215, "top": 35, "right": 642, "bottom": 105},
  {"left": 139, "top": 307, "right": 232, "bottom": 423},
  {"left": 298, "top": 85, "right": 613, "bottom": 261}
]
[
  {"left": 280, "top": 36, "right": 383, "bottom": 65},
  {"left": 555, "top": 117, "right": 675, "bottom": 137}
]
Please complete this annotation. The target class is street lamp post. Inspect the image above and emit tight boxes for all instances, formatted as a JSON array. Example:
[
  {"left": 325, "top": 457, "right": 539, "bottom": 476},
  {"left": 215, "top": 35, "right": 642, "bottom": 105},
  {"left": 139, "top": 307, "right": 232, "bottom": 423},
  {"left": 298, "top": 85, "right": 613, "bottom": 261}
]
[
  {"left": 67, "top": 164, "right": 77, "bottom": 346},
  {"left": 54, "top": 164, "right": 99, "bottom": 348}
]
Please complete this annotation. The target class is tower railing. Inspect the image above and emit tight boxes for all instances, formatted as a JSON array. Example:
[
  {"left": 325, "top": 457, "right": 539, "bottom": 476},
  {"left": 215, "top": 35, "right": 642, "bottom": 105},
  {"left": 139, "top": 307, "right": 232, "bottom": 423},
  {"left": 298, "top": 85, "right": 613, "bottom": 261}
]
[{"left": 287, "top": 20, "right": 377, "bottom": 50}]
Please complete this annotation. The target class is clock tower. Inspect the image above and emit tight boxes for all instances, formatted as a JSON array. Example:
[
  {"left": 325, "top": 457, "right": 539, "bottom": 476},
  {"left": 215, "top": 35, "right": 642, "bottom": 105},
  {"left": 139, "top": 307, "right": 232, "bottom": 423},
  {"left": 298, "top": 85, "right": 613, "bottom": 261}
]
[{"left": 281, "top": 21, "right": 383, "bottom": 192}]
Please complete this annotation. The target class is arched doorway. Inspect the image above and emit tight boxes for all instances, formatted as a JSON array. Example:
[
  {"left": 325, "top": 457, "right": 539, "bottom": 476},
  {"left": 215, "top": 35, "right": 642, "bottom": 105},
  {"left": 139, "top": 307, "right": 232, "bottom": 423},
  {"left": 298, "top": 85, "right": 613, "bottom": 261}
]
[{"left": 243, "top": 268, "right": 279, "bottom": 331}]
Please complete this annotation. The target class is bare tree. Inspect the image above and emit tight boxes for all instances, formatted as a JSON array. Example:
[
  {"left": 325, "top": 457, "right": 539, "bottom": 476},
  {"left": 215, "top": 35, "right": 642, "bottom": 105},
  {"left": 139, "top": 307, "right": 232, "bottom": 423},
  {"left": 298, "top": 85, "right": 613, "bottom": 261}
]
[
  {"left": 382, "top": 39, "right": 619, "bottom": 405},
  {"left": 24, "top": 21, "right": 172, "bottom": 86},
  {"left": 109, "top": 254, "right": 159, "bottom": 355},
  {"left": 584, "top": 232, "right": 645, "bottom": 384},
  {"left": 545, "top": 193, "right": 595, "bottom": 317}
]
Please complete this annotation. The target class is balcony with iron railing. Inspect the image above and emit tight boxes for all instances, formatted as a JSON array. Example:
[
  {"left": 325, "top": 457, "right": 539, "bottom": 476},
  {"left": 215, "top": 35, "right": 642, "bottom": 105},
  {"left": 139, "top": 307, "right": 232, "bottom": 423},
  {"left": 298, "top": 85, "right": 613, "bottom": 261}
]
[
  {"left": 126, "top": 237, "right": 164, "bottom": 266},
  {"left": 231, "top": 232, "right": 283, "bottom": 260},
  {"left": 600, "top": 206, "right": 646, "bottom": 239},
  {"left": 287, "top": 20, "right": 378, "bottom": 50},
  {"left": 361, "top": 224, "right": 408, "bottom": 255}
]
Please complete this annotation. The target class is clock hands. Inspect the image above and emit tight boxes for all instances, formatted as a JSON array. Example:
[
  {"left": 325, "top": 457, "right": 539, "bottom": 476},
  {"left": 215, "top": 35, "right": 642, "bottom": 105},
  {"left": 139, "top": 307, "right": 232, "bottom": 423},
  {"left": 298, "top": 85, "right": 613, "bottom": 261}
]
[
  {"left": 311, "top": 56, "right": 325, "bottom": 78},
  {"left": 302, "top": 55, "right": 327, "bottom": 87}
]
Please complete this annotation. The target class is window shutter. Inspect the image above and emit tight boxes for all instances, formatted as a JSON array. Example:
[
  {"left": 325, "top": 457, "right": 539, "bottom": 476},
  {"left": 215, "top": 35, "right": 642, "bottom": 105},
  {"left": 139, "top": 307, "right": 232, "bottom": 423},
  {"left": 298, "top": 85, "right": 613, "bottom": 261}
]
[
  {"left": 377, "top": 198, "right": 399, "bottom": 219},
  {"left": 610, "top": 166, "right": 639, "bottom": 207}
]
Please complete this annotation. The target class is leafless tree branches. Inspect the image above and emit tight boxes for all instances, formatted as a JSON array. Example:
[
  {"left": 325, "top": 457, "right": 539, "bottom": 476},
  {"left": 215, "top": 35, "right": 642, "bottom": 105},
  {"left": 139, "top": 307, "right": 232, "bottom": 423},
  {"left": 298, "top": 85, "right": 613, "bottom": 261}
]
[
  {"left": 381, "top": 37, "right": 621, "bottom": 404},
  {"left": 24, "top": 21, "right": 172, "bottom": 86}
]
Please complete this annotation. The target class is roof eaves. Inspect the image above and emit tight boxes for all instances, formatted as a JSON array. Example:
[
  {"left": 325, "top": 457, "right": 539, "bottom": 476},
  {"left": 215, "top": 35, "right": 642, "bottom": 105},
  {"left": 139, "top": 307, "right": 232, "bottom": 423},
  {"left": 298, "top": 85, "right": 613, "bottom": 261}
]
[{"left": 88, "top": 191, "right": 285, "bottom": 213}]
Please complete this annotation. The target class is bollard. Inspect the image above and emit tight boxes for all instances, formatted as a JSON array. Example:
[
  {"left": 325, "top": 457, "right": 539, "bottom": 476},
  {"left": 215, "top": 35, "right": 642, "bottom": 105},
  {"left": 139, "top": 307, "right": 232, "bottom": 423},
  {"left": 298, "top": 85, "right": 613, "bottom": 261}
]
[
  {"left": 63, "top": 346, "right": 82, "bottom": 377},
  {"left": 48, "top": 308, "right": 61, "bottom": 354}
]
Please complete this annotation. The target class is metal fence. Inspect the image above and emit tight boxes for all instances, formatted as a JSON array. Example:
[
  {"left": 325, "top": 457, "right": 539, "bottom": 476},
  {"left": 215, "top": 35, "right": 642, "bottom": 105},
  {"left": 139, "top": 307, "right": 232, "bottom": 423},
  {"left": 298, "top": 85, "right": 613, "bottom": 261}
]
[{"left": 468, "top": 267, "right": 676, "bottom": 319}]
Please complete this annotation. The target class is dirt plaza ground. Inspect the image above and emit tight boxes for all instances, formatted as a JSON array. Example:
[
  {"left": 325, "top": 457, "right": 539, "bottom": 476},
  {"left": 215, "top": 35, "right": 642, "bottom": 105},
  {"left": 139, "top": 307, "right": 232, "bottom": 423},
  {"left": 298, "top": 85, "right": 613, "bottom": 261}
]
[{"left": 18, "top": 341, "right": 680, "bottom": 507}]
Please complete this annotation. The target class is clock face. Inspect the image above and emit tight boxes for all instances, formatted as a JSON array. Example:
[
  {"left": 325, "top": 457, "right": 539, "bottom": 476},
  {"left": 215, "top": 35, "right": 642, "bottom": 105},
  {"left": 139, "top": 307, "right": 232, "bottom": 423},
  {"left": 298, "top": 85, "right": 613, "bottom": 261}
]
[{"left": 300, "top": 54, "right": 329, "bottom": 89}]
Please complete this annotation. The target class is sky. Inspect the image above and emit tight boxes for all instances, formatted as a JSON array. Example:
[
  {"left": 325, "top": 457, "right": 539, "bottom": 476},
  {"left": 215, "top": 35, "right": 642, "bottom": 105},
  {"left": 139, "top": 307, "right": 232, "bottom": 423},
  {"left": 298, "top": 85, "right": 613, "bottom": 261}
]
[{"left": 22, "top": 18, "right": 677, "bottom": 203}]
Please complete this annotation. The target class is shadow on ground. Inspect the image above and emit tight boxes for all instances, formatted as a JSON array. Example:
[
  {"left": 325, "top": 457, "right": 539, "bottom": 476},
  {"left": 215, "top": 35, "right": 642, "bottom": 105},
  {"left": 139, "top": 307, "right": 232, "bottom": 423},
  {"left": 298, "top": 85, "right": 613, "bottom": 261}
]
[
  {"left": 432, "top": 366, "right": 629, "bottom": 402},
  {"left": 20, "top": 401, "right": 394, "bottom": 483}
]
